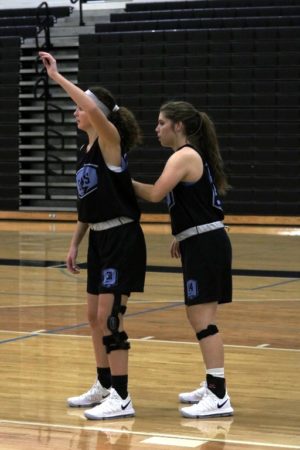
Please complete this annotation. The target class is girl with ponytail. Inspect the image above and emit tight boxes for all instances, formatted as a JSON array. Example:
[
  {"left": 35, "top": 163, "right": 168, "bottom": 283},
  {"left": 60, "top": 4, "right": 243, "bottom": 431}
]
[
  {"left": 133, "top": 100, "right": 234, "bottom": 419},
  {"left": 39, "top": 52, "right": 146, "bottom": 421}
]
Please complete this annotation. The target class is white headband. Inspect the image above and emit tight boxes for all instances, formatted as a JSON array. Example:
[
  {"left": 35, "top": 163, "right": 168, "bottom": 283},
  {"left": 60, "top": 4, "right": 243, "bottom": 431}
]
[{"left": 85, "top": 89, "right": 119, "bottom": 116}]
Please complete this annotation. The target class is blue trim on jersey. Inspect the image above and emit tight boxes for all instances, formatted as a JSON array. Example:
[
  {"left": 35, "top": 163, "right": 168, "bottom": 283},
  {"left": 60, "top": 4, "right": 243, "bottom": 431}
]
[
  {"left": 121, "top": 155, "right": 128, "bottom": 171},
  {"left": 166, "top": 191, "right": 175, "bottom": 209},
  {"left": 205, "top": 163, "right": 223, "bottom": 212}
]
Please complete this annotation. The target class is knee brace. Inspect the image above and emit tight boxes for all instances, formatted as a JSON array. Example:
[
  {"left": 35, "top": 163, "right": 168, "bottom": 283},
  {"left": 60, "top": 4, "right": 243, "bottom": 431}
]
[
  {"left": 104, "top": 293, "right": 130, "bottom": 353},
  {"left": 107, "top": 293, "right": 127, "bottom": 332},
  {"left": 103, "top": 331, "right": 130, "bottom": 354},
  {"left": 196, "top": 324, "right": 219, "bottom": 341},
  {"left": 120, "top": 305, "right": 127, "bottom": 315}
]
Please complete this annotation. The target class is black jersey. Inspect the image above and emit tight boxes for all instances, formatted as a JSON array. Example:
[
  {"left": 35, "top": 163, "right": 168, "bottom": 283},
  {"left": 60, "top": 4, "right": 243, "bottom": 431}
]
[
  {"left": 166, "top": 145, "right": 224, "bottom": 236},
  {"left": 76, "top": 139, "right": 140, "bottom": 223}
]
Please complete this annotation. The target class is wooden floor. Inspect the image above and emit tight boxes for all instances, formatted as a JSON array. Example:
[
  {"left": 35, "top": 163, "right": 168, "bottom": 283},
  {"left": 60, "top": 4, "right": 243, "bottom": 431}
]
[{"left": 0, "top": 220, "right": 299, "bottom": 450}]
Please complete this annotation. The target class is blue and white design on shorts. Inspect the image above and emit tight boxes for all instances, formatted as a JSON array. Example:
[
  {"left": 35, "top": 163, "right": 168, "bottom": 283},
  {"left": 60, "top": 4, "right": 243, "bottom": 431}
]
[
  {"left": 186, "top": 279, "right": 199, "bottom": 300},
  {"left": 76, "top": 164, "right": 98, "bottom": 198},
  {"left": 102, "top": 268, "right": 118, "bottom": 288}
]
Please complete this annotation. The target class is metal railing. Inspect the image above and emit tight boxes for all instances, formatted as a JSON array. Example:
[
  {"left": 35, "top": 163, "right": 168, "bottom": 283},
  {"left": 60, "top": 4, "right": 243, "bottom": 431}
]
[
  {"left": 32, "top": 3, "right": 67, "bottom": 201},
  {"left": 70, "top": 0, "right": 85, "bottom": 26},
  {"left": 35, "top": 2, "right": 55, "bottom": 50}
]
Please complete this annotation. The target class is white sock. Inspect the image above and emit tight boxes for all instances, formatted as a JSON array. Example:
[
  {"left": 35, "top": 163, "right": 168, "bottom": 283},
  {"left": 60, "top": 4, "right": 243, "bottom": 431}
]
[{"left": 206, "top": 368, "right": 225, "bottom": 378}]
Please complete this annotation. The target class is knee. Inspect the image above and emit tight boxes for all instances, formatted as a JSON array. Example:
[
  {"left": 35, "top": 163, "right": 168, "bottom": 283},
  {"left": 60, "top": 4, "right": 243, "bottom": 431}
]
[
  {"left": 98, "top": 313, "right": 109, "bottom": 334},
  {"left": 87, "top": 311, "right": 101, "bottom": 330}
]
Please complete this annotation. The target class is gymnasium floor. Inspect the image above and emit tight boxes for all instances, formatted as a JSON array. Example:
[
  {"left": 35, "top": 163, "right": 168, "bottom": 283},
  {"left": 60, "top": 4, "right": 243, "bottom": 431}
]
[{"left": 0, "top": 219, "right": 299, "bottom": 450}]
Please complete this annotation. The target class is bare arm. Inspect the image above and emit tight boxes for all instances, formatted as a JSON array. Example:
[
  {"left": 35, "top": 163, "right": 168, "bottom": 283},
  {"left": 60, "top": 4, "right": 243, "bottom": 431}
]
[
  {"left": 133, "top": 148, "right": 203, "bottom": 202},
  {"left": 39, "top": 52, "right": 121, "bottom": 165},
  {"left": 66, "top": 221, "right": 89, "bottom": 274}
]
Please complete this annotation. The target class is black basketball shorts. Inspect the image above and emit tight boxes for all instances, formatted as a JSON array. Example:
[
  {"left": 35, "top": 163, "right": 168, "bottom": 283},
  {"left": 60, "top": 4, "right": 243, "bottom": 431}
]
[
  {"left": 179, "top": 228, "right": 232, "bottom": 306},
  {"left": 87, "top": 221, "right": 146, "bottom": 295}
]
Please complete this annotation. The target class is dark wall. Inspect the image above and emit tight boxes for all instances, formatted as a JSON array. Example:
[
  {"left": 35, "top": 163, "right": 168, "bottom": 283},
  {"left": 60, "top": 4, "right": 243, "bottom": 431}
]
[{"left": 78, "top": 0, "right": 300, "bottom": 215}]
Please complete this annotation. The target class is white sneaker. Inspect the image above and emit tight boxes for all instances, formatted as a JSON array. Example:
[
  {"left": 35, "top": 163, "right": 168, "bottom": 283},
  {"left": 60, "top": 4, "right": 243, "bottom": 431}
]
[
  {"left": 179, "top": 381, "right": 207, "bottom": 404},
  {"left": 67, "top": 380, "right": 110, "bottom": 407},
  {"left": 181, "top": 389, "right": 234, "bottom": 418},
  {"left": 84, "top": 388, "right": 135, "bottom": 420}
]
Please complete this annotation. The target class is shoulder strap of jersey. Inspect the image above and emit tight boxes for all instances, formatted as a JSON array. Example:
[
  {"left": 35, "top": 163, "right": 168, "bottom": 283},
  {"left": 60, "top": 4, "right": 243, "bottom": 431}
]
[{"left": 176, "top": 143, "right": 198, "bottom": 152}]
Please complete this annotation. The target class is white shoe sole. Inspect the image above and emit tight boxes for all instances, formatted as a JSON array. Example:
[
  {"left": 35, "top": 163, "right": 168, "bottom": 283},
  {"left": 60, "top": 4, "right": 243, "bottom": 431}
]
[{"left": 84, "top": 409, "right": 135, "bottom": 420}]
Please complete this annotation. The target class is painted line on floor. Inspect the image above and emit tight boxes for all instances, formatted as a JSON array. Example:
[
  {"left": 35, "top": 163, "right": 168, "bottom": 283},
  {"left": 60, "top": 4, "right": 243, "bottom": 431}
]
[
  {"left": 0, "top": 419, "right": 299, "bottom": 449},
  {"left": 0, "top": 330, "right": 299, "bottom": 352}
]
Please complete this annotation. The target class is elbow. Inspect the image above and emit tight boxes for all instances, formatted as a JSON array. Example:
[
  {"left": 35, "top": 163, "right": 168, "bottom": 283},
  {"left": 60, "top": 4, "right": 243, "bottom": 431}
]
[{"left": 150, "top": 192, "right": 164, "bottom": 203}]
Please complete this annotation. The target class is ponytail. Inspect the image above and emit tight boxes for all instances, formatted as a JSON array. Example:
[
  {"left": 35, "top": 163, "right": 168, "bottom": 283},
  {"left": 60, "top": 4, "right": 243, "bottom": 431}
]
[
  {"left": 160, "top": 101, "right": 230, "bottom": 195},
  {"left": 199, "top": 112, "right": 230, "bottom": 196},
  {"left": 87, "top": 86, "right": 143, "bottom": 152}
]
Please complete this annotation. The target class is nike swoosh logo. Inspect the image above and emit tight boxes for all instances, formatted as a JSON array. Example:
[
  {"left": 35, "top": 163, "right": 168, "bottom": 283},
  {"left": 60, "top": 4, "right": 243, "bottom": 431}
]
[
  {"left": 121, "top": 400, "right": 131, "bottom": 410},
  {"left": 217, "top": 399, "right": 228, "bottom": 409}
]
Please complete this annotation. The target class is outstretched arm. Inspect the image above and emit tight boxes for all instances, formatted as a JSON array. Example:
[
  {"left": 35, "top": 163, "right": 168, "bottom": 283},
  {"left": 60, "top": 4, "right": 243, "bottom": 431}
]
[
  {"left": 132, "top": 148, "right": 200, "bottom": 202},
  {"left": 39, "top": 52, "right": 120, "bottom": 150},
  {"left": 132, "top": 179, "right": 160, "bottom": 202}
]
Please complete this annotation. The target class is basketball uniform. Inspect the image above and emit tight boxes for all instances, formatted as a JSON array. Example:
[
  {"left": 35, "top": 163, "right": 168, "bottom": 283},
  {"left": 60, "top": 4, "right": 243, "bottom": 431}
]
[
  {"left": 76, "top": 139, "right": 146, "bottom": 295},
  {"left": 166, "top": 144, "right": 232, "bottom": 305}
]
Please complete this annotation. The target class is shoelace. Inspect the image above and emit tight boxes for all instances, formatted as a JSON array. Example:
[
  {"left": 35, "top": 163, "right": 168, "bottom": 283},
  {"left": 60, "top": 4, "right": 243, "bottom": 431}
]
[{"left": 193, "top": 391, "right": 217, "bottom": 411}]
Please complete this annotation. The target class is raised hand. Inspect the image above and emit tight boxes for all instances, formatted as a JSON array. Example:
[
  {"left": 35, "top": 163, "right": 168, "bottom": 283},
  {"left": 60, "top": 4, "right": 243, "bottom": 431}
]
[{"left": 39, "top": 51, "right": 59, "bottom": 79}]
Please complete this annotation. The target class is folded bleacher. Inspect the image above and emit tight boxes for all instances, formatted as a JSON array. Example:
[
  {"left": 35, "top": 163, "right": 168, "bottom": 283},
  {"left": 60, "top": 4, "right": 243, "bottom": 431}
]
[
  {"left": 0, "top": 37, "right": 21, "bottom": 210},
  {"left": 77, "top": 0, "right": 300, "bottom": 216},
  {"left": 0, "top": 6, "right": 72, "bottom": 39},
  {"left": 0, "top": 6, "right": 73, "bottom": 210}
]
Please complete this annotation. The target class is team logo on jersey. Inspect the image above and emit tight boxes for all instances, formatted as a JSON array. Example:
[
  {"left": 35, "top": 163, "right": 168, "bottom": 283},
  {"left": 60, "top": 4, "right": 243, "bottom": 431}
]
[
  {"left": 186, "top": 279, "right": 198, "bottom": 300},
  {"left": 102, "top": 268, "right": 118, "bottom": 288},
  {"left": 76, "top": 164, "right": 98, "bottom": 198}
]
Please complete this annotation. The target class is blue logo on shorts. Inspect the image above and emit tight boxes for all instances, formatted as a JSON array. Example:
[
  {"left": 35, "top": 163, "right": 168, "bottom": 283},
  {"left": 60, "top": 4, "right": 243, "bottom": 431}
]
[
  {"left": 102, "top": 268, "right": 118, "bottom": 288},
  {"left": 187, "top": 279, "right": 198, "bottom": 300}
]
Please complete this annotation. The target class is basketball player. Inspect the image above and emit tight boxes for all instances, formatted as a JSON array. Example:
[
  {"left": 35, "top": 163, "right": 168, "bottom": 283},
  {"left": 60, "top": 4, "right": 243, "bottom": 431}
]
[
  {"left": 133, "top": 100, "right": 234, "bottom": 419},
  {"left": 39, "top": 51, "right": 146, "bottom": 420}
]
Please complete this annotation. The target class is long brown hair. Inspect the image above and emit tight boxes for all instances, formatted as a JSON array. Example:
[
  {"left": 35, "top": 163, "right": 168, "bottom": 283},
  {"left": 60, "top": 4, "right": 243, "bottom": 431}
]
[
  {"left": 160, "top": 101, "right": 230, "bottom": 195},
  {"left": 88, "top": 86, "right": 143, "bottom": 152}
]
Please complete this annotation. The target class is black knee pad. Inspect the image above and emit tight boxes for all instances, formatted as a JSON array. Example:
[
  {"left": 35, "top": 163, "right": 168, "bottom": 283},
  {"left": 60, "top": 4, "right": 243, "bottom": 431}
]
[
  {"left": 196, "top": 324, "right": 219, "bottom": 341},
  {"left": 103, "top": 331, "right": 130, "bottom": 354}
]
